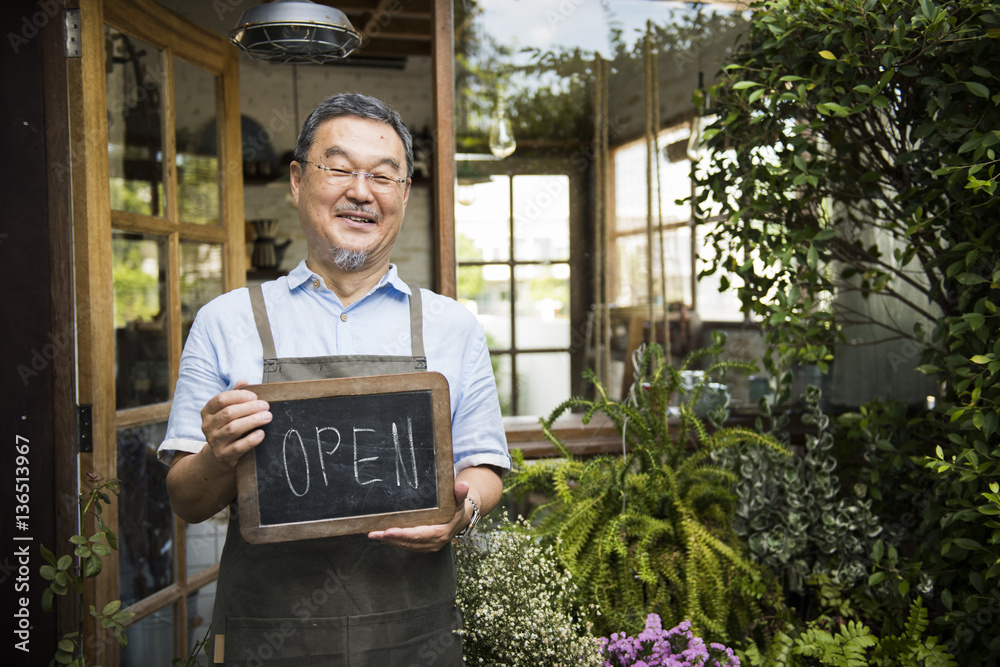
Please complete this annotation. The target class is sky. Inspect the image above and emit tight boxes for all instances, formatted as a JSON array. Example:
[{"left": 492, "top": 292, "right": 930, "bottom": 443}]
[{"left": 473, "top": 0, "right": 730, "bottom": 60}]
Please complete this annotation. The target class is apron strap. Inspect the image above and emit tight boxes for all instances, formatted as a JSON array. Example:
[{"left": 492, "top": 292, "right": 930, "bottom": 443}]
[
  {"left": 407, "top": 282, "right": 426, "bottom": 364},
  {"left": 251, "top": 280, "right": 426, "bottom": 363},
  {"left": 249, "top": 284, "right": 277, "bottom": 359}
]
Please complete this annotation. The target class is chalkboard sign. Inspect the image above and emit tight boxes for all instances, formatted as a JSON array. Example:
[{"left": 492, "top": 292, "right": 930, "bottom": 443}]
[{"left": 236, "top": 372, "right": 455, "bottom": 544}]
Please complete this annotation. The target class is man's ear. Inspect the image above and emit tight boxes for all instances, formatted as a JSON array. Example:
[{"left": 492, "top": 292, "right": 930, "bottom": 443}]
[{"left": 289, "top": 160, "right": 303, "bottom": 206}]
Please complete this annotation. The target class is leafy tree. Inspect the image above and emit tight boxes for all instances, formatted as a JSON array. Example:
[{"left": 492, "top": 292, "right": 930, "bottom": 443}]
[{"left": 695, "top": 0, "right": 1000, "bottom": 660}]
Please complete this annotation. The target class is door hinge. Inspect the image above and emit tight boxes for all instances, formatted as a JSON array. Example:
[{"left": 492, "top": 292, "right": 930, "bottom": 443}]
[
  {"left": 65, "top": 8, "right": 81, "bottom": 58},
  {"left": 78, "top": 404, "right": 93, "bottom": 453}
]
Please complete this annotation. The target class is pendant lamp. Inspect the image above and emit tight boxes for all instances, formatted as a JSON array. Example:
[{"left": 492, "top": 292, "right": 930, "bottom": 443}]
[{"left": 229, "top": 0, "right": 362, "bottom": 65}]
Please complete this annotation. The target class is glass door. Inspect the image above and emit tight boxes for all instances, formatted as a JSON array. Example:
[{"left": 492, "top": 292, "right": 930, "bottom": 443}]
[{"left": 68, "top": 1, "right": 244, "bottom": 663}]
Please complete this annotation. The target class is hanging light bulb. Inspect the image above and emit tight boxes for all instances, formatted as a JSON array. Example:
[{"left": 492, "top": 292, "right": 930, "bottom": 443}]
[
  {"left": 488, "top": 92, "right": 516, "bottom": 159},
  {"left": 456, "top": 183, "right": 478, "bottom": 206}
]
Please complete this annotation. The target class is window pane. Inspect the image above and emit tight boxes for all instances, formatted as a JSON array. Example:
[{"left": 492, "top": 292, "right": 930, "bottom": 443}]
[
  {"left": 117, "top": 422, "right": 174, "bottom": 607},
  {"left": 455, "top": 175, "right": 511, "bottom": 261},
  {"left": 113, "top": 232, "right": 170, "bottom": 408},
  {"left": 514, "top": 263, "right": 570, "bottom": 349},
  {"left": 459, "top": 264, "right": 512, "bottom": 349},
  {"left": 512, "top": 175, "right": 569, "bottom": 261},
  {"left": 516, "top": 352, "right": 571, "bottom": 418},
  {"left": 106, "top": 27, "right": 165, "bottom": 218},
  {"left": 491, "top": 353, "right": 513, "bottom": 416},
  {"left": 188, "top": 582, "right": 217, "bottom": 663},
  {"left": 613, "top": 227, "right": 692, "bottom": 308},
  {"left": 174, "top": 57, "right": 221, "bottom": 226},
  {"left": 121, "top": 605, "right": 174, "bottom": 667},
  {"left": 186, "top": 508, "right": 227, "bottom": 577},
  {"left": 180, "top": 242, "right": 224, "bottom": 345}
]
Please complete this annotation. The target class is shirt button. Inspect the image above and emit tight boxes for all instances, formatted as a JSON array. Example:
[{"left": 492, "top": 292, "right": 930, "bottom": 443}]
[
  {"left": 312, "top": 279, "right": 320, "bottom": 289},
  {"left": 340, "top": 313, "right": 348, "bottom": 322}
]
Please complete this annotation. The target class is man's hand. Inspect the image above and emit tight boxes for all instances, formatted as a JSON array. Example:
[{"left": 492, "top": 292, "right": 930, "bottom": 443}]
[
  {"left": 367, "top": 465, "right": 503, "bottom": 553},
  {"left": 367, "top": 480, "right": 471, "bottom": 553},
  {"left": 167, "top": 380, "right": 273, "bottom": 524},
  {"left": 200, "top": 379, "right": 272, "bottom": 470}
]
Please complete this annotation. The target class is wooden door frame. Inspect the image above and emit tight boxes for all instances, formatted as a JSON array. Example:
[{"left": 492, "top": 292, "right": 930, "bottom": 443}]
[{"left": 69, "top": 0, "right": 242, "bottom": 663}]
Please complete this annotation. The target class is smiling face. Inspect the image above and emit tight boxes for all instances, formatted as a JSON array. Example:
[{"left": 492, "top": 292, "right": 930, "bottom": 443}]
[{"left": 290, "top": 115, "right": 411, "bottom": 279}]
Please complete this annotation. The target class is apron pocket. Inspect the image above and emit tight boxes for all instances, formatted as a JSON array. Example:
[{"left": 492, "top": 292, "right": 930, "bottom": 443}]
[
  {"left": 224, "top": 616, "right": 348, "bottom": 666},
  {"left": 223, "top": 602, "right": 462, "bottom": 666},
  {"left": 348, "top": 601, "right": 463, "bottom": 666}
]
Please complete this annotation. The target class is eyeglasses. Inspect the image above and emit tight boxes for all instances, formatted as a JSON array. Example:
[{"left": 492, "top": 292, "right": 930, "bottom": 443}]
[{"left": 299, "top": 161, "right": 408, "bottom": 194}]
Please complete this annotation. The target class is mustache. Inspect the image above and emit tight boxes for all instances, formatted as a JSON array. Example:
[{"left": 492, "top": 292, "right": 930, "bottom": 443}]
[{"left": 334, "top": 204, "right": 382, "bottom": 223}]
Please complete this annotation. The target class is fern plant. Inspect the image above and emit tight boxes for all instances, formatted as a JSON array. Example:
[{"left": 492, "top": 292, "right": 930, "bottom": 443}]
[
  {"left": 505, "top": 334, "right": 789, "bottom": 643},
  {"left": 741, "top": 599, "right": 956, "bottom": 667}
]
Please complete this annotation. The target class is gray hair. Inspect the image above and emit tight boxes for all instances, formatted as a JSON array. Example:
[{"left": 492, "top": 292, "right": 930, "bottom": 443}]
[{"left": 293, "top": 93, "right": 413, "bottom": 178}]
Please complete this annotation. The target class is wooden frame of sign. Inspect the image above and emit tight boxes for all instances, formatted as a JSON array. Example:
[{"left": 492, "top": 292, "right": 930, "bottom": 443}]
[{"left": 236, "top": 372, "right": 456, "bottom": 544}]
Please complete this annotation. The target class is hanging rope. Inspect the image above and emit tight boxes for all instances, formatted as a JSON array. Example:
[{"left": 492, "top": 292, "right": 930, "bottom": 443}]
[
  {"left": 593, "top": 55, "right": 611, "bottom": 386},
  {"left": 651, "top": 34, "right": 671, "bottom": 362},
  {"left": 593, "top": 54, "right": 604, "bottom": 385},
  {"left": 644, "top": 26, "right": 656, "bottom": 348}
]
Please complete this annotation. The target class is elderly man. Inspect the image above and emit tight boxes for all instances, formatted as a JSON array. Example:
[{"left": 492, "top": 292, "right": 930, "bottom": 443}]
[{"left": 159, "top": 93, "right": 509, "bottom": 665}]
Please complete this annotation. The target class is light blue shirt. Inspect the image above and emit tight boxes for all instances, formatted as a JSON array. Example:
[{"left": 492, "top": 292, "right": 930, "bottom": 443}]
[{"left": 158, "top": 261, "right": 511, "bottom": 475}]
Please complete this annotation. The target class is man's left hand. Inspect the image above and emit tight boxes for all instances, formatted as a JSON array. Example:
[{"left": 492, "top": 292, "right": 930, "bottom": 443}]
[{"left": 367, "top": 480, "right": 472, "bottom": 553}]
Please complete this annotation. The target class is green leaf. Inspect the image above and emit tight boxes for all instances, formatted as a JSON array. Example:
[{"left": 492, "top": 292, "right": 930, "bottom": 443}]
[
  {"left": 869, "top": 571, "right": 885, "bottom": 585},
  {"left": 966, "top": 313, "right": 986, "bottom": 330},
  {"left": 41, "top": 587, "right": 54, "bottom": 612},
  {"left": 83, "top": 555, "right": 102, "bottom": 578},
  {"left": 112, "top": 610, "right": 136, "bottom": 624},
  {"left": 102, "top": 600, "right": 122, "bottom": 617},
  {"left": 102, "top": 527, "right": 118, "bottom": 550},
  {"left": 40, "top": 565, "right": 57, "bottom": 580},
  {"left": 819, "top": 50, "right": 837, "bottom": 60},
  {"left": 942, "top": 588, "right": 953, "bottom": 610},
  {"left": 965, "top": 81, "right": 990, "bottom": 98},
  {"left": 56, "top": 555, "right": 72, "bottom": 571},
  {"left": 957, "top": 272, "right": 987, "bottom": 285},
  {"left": 952, "top": 538, "right": 982, "bottom": 551},
  {"left": 58, "top": 639, "right": 75, "bottom": 652},
  {"left": 69, "top": 535, "right": 87, "bottom": 546},
  {"left": 732, "top": 80, "right": 762, "bottom": 90},
  {"left": 40, "top": 544, "right": 57, "bottom": 566}
]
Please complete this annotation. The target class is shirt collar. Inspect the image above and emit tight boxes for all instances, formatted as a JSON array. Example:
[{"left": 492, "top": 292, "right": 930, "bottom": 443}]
[{"left": 286, "top": 260, "right": 412, "bottom": 296}]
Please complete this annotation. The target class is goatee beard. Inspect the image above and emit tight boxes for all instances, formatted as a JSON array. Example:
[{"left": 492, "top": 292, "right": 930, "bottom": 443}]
[{"left": 330, "top": 246, "right": 369, "bottom": 271}]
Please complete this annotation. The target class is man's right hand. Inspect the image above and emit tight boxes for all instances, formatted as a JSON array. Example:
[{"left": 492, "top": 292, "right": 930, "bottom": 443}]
[
  {"left": 168, "top": 380, "right": 272, "bottom": 523},
  {"left": 199, "top": 379, "right": 272, "bottom": 469}
]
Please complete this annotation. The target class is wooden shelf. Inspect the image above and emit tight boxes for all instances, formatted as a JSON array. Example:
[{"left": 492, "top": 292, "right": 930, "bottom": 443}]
[{"left": 504, "top": 413, "right": 622, "bottom": 459}]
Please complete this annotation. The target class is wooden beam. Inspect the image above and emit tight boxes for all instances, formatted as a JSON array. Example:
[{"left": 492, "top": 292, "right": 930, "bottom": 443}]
[{"left": 432, "top": 0, "right": 456, "bottom": 297}]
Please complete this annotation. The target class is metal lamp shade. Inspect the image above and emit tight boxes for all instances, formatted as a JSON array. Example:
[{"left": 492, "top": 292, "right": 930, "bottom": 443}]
[{"left": 229, "top": 1, "right": 362, "bottom": 64}]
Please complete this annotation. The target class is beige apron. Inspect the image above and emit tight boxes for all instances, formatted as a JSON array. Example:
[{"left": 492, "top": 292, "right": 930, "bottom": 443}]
[{"left": 210, "top": 283, "right": 463, "bottom": 666}]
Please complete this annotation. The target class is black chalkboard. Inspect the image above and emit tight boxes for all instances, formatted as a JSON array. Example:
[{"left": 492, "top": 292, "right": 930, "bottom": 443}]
[{"left": 236, "top": 372, "right": 455, "bottom": 543}]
